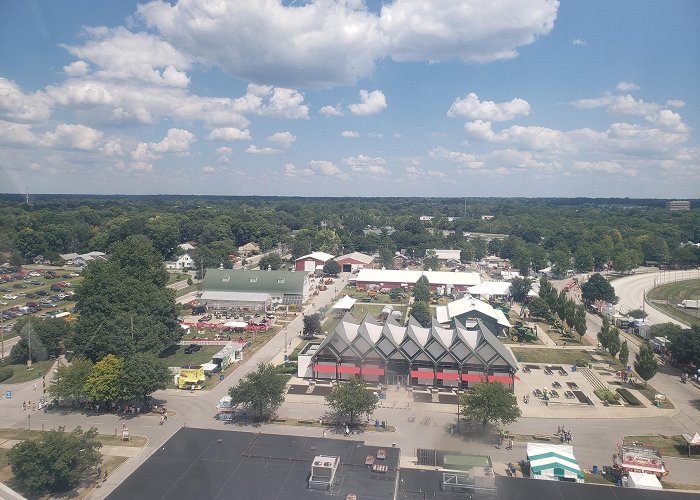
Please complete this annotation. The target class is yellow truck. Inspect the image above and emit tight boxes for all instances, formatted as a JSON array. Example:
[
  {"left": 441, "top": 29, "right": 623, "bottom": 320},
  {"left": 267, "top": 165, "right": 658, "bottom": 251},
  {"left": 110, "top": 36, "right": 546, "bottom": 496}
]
[{"left": 177, "top": 365, "right": 206, "bottom": 390}]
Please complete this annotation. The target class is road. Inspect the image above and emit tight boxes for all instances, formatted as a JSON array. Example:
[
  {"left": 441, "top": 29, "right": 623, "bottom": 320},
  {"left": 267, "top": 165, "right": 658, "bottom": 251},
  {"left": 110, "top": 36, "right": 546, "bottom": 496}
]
[{"left": 613, "top": 269, "right": 698, "bottom": 327}]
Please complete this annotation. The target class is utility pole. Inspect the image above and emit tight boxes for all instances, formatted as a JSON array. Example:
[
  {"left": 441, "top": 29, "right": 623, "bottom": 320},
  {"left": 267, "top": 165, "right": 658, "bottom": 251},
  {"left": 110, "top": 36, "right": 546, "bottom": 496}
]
[{"left": 27, "top": 318, "right": 32, "bottom": 370}]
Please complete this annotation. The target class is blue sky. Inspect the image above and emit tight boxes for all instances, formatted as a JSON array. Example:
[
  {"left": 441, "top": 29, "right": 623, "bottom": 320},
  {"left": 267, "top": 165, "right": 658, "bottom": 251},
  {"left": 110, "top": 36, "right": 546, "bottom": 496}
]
[{"left": 1, "top": 0, "right": 698, "bottom": 197}]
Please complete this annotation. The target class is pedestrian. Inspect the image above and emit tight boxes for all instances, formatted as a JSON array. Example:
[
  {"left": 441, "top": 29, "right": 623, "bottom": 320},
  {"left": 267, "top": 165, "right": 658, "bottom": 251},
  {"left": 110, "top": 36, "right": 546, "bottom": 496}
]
[
  {"left": 32, "top": 403, "right": 36, "bottom": 411},
  {"left": 22, "top": 401, "right": 26, "bottom": 411},
  {"left": 323, "top": 429, "right": 327, "bottom": 438},
  {"left": 508, "top": 438, "right": 513, "bottom": 450},
  {"left": 33, "top": 383, "right": 36, "bottom": 391},
  {"left": 344, "top": 425, "right": 350, "bottom": 436},
  {"left": 557, "top": 426, "right": 561, "bottom": 435}
]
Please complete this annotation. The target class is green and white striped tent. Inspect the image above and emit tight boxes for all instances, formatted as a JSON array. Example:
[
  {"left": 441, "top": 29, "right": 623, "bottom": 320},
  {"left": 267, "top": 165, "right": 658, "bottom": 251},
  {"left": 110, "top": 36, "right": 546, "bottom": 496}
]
[{"left": 527, "top": 443, "right": 584, "bottom": 483}]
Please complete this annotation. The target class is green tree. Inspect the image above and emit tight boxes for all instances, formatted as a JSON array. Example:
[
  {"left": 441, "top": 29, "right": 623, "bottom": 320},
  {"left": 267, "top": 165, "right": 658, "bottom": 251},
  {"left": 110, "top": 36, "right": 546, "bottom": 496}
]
[
  {"left": 549, "top": 243, "right": 572, "bottom": 277},
  {"left": 259, "top": 252, "right": 283, "bottom": 271},
  {"left": 527, "top": 297, "right": 550, "bottom": 319},
  {"left": 228, "top": 363, "right": 287, "bottom": 418},
  {"left": 119, "top": 352, "right": 171, "bottom": 404},
  {"left": 48, "top": 358, "right": 93, "bottom": 402},
  {"left": 8, "top": 426, "right": 102, "bottom": 496},
  {"left": 9, "top": 317, "right": 70, "bottom": 364},
  {"left": 574, "top": 305, "right": 587, "bottom": 340},
  {"left": 460, "top": 241, "right": 476, "bottom": 262},
  {"left": 508, "top": 277, "right": 532, "bottom": 303},
  {"left": 325, "top": 377, "right": 378, "bottom": 423},
  {"left": 627, "top": 309, "right": 648, "bottom": 319},
  {"left": 598, "top": 317, "right": 613, "bottom": 350},
  {"left": 634, "top": 344, "right": 659, "bottom": 387},
  {"left": 322, "top": 259, "right": 341, "bottom": 276},
  {"left": 608, "top": 328, "right": 621, "bottom": 358},
  {"left": 423, "top": 250, "right": 440, "bottom": 271},
  {"left": 619, "top": 340, "right": 629, "bottom": 367},
  {"left": 581, "top": 273, "right": 617, "bottom": 304},
  {"left": 412, "top": 275, "right": 431, "bottom": 302},
  {"left": 459, "top": 381, "right": 521, "bottom": 430},
  {"left": 410, "top": 301, "right": 432, "bottom": 327},
  {"left": 666, "top": 325, "right": 700, "bottom": 367},
  {"left": 15, "top": 227, "right": 47, "bottom": 262},
  {"left": 378, "top": 246, "right": 395, "bottom": 269},
  {"left": 303, "top": 313, "right": 322, "bottom": 338},
  {"left": 84, "top": 354, "right": 124, "bottom": 402},
  {"left": 471, "top": 238, "right": 487, "bottom": 261}
]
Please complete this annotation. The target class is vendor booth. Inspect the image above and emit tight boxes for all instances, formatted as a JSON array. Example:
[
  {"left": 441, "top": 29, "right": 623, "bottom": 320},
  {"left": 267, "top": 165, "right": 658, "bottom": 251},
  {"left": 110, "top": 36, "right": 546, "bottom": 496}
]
[
  {"left": 176, "top": 365, "right": 205, "bottom": 390},
  {"left": 527, "top": 443, "right": 584, "bottom": 483}
]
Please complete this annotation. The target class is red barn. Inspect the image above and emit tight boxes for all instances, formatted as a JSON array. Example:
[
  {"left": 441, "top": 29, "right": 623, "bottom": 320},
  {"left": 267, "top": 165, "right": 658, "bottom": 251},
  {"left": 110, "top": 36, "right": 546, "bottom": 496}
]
[{"left": 295, "top": 252, "right": 335, "bottom": 274}]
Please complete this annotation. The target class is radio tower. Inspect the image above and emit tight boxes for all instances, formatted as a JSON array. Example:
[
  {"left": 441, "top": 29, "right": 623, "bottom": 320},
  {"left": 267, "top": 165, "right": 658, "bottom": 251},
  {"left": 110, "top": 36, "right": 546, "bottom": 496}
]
[{"left": 25, "top": 186, "right": 30, "bottom": 206}]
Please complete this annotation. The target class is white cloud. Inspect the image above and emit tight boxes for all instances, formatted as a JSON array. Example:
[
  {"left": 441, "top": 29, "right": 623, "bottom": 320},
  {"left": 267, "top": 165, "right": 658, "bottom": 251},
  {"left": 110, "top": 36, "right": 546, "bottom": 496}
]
[
  {"left": 348, "top": 89, "right": 387, "bottom": 116},
  {"left": 616, "top": 81, "right": 639, "bottom": 92},
  {"left": 216, "top": 146, "right": 233, "bottom": 163},
  {"left": 206, "top": 127, "right": 251, "bottom": 141},
  {"left": 447, "top": 92, "right": 530, "bottom": 122},
  {"left": 43, "top": 124, "right": 103, "bottom": 150},
  {"left": 405, "top": 164, "right": 446, "bottom": 181},
  {"left": 666, "top": 99, "right": 685, "bottom": 109},
  {"left": 341, "top": 130, "right": 359, "bottom": 138},
  {"left": 283, "top": 162, "right": 313, "bottom": 177},
  {"left": 0, "top": 78, "right": 52, "bottom": 123},
  {"left": 101, "top": 139, "right": 124, "bottom": 156},
  {"left": 61, "top": 26, "right": 191, "bottom": 87},
  {"left": 0, "top": 120, "right": 40, "bottom": 146},
  {"left": 309, "top": 160, "right": 344, "bottom": 177},
  {"left": 367, "top": 132, "right": 383, "bottom": 138},
  {"left": 319, "top": 105, "right": 344, "bottom": 116},
  {"left": 572, "top": 38, "right": 586, "bottom": 46},
  {"left": 430, "top": 147, "right": 484, "bottom": 170},
  {"left": 131, "top": 128, "right": 195, "bottom": 165},
  {"left": 575, "top": 160, "right": 623, "bottom": 173},
  {"left": 268, "top": 131, "right": 296, "bottom": 149},
  {"left": 571, "top": 93, "right": 661, "bottom": 117},
  {"left": 246, "top": 145, "right": 280, "bottom": 154},
  {"left": 63, "top": 60, "right": 90, "bottom": 76},
  {"left": 344, "top": 154, "right": 390, "bottom": 175}
]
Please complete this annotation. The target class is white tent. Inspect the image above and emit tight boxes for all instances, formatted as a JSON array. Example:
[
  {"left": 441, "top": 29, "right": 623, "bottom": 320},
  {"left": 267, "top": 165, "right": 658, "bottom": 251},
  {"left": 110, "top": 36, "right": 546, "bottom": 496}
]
[
  {"left": 224, "top": 321, "right": 248, "bottom": 328},
  {"left": 527, "top": 443, "right": 584, "bottom": 483},
  {"left": 332, "top": 295, "right": 357, "bottom": 310},
  {"left": 627, "top": 472, "right": 662, "bottom": 490}
]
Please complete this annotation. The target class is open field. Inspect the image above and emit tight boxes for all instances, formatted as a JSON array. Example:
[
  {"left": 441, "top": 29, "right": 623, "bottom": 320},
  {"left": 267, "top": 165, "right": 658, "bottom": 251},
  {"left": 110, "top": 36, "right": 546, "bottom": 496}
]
[
  {"left": 159, "top": 344, "right": 221, "bottom": 367},
  {"left": 647, "top": 278, "right": 700, "bottom": 327}
]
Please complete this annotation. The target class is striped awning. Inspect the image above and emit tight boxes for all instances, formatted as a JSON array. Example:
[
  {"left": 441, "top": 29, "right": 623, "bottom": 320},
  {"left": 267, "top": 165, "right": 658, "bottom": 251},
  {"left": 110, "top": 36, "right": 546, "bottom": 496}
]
[{"left": 527, "top": 443, "right": 583, "bottom": 480}]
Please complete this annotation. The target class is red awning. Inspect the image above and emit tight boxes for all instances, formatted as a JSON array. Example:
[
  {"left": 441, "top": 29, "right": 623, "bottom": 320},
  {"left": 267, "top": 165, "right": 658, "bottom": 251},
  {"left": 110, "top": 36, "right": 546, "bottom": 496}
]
[
  {"left": 338, "top": 365, "right": 361, "bottom": 374},
  {"left": 461, "top": 373, "right": 485, "bottom": 382},
  {"left": 410, "top": 370, "right": 434, "bottom": 379},
  {"left": 314, "top": 364, "right": 336, "bottom": 373},
  {"left": 436, "top": 372, "right": 460, "bottom": 380},
  {"left": 362, "top": 367, "right": 385, "bottom": 376},
  {"left": 489, "top": 375, "right": 514, "bottom": 384}
]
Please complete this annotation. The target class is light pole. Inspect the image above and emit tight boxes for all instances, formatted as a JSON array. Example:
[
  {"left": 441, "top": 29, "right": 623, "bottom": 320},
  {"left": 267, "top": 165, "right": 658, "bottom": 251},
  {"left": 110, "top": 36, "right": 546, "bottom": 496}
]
[{"left": 284, "top": 327, "right": 288, "bottom": 354}]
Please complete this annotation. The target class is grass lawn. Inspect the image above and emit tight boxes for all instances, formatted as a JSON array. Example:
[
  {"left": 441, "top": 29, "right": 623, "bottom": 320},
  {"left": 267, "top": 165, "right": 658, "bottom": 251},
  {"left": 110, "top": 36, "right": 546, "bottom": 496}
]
[
  {"left": 623, "top": 435, "right": 697, "bottom": 459},
  {"left": 661, "top": 481, "right": 700, "bottom": 491},
  {"left": 511, "top": 347, "right": 594, "bottom": 365},
  {"left": 632, "top": 382, "right": 675, "bottom": 409},
  {"left": 0, "top": 428, "right": 147, "bottom": 447},
  {"left": 2, "top": 359, "right": 54, "bottom": 384},
  {"left": 159, "top": 344, "right": 220, "bottom": 367},
  {"left": 647, "top": 279, "right": 700, "bottom": 328}
]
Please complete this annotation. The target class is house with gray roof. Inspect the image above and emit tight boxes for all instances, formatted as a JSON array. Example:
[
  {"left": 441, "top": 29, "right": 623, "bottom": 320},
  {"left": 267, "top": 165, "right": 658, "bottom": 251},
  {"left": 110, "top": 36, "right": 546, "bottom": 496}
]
[{"left": 201, "top": 268, "right": 310, "bottom": 311}]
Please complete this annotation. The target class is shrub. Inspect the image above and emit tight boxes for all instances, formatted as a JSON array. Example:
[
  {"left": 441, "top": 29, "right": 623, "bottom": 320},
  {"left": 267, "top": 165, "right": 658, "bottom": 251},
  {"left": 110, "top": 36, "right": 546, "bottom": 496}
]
[
  {"left": 594, "top": 388, "right": 620, "bottom": 405},
  {"left": 575, "top": 360, "right": 589, "bottom": 367},
  {"left": 0, "top": 367, "right": 14, "bottom": 382},
  {"left": 616, "top": 388, "right": 642, "bottom": 406}
]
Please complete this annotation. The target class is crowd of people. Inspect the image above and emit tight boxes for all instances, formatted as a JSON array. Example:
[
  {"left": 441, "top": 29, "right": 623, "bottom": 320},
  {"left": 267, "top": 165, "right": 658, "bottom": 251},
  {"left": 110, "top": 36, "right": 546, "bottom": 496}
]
[{"left": 557, "top": 426, "right": 573, "bottom": 443}]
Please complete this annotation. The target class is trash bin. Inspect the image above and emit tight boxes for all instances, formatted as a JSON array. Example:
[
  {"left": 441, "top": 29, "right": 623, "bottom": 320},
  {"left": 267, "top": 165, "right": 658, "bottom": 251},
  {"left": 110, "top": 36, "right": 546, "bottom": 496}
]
[
  {"left": 219, "top": 374, "right": 225, "bottom": 381},
  {"left": 592, "top": 465, "right": 599, "bottom": 475},
  {"left": 375, "top": 419, "right": 379, "bottom": 428}
]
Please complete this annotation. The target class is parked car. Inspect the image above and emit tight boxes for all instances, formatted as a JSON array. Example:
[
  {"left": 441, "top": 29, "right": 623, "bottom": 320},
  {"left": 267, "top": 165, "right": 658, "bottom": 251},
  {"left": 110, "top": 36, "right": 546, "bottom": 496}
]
[
  {"left": 13, "top": 284, "right": 27, "bottom": 289},
  {"left": 3, "top": 294, "right": 17, "bottom": 300},
  {"left": 36, "top": 290, "right": 49, "bottom": 296},
  {"left": 198, "top": 315, "right": 212, "bottom": 322},
  {"left": 184, "top": 344, "right": 201, "bottom": 354}
]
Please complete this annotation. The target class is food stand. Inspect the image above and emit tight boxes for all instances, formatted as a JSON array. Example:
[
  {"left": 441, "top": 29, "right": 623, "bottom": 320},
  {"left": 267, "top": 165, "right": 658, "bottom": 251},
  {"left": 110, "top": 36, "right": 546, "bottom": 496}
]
[{"left": 613, "top": 444, "right": 669, "bottom": 478}]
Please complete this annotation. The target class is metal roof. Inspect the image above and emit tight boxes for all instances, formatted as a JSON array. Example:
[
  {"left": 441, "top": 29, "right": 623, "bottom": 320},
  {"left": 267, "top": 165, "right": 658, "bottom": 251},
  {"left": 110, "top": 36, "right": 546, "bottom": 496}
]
[{"left": 203, "top": 268, "right": 307, "bottom": 294}]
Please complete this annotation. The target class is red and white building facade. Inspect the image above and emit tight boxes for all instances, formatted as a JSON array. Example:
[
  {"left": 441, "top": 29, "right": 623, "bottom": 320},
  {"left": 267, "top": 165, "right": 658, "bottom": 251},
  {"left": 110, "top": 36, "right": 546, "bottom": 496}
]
[
  {"left": 297, "top": 314, "right": 519, "bottom": 389},
  {"left": 355, "top": 268, "right": 480, "bottom": 295},
  {"left": 294, "top": 251, "right": 335, "bottom": 274},
  {"left": 334, "top": 252, "right": 375, "bottom": 273}
]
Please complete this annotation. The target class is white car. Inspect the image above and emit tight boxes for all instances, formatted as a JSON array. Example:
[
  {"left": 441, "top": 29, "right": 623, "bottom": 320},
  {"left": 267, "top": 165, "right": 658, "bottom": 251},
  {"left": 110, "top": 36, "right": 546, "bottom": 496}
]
[
  {"left": 3, "top": 294, "right": 17, "bottom": 300},
  {"left": 28, "top": 271, "right": 41, "bottom": 277}
]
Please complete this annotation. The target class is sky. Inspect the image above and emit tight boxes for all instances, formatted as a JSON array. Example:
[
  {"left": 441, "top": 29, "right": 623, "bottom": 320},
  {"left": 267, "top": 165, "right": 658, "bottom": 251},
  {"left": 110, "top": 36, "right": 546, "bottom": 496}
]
[{"left": 0, "top": 0, "right": 699, "bottom": 198}]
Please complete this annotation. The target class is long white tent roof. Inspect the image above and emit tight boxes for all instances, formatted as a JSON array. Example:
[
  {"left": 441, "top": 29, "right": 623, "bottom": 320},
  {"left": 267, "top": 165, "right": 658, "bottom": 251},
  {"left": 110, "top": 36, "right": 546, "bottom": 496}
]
[
  {"left": 356, "top": 269, "right": 480, "bottom": 287},
  {"left": 468, "top": 281, "right": 512, "bottom": 296},
  {"left": 332, "top": 295, "right": 357, "bottom": 310},
  {"left": 435, "top": 297, "right": 511, "bottom": 328}
]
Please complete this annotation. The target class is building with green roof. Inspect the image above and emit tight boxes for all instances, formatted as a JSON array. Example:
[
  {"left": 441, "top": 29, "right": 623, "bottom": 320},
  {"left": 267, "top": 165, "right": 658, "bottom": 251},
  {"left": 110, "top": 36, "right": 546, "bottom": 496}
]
[{"left": 202, "top": 268, "right": 310, "bottom": 310}]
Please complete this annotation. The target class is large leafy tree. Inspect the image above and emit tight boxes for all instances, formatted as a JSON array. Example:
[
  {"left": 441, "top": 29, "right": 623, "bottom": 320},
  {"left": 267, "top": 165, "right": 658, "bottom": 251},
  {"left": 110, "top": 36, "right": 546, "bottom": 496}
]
[
  {"left": 508, "top": 277, "right": 532, "bottom": 303},
  {"left": 322, "top": 259, "right": 341, "bottom": 276},
  {"left": 84, "top": 354, "right": 124, "bottom": 402},
  {"left": 259, "top": 252, "right": 283, "bottom": 271},
  {"left": 412, "top": 275, "right": 431, "bottom": 302},
  {"left": 598, "top": 317, "right": 613, "bottom": 350},
  {"left": 410, "top": 301, "right": 432, "bottom": 328},
  {"left": 303, "top": 313, "right": 322, "bottom": 338},
  {"left": 574, "top": 305, "right": 587, "bottom": 340},
  {"left": 607, "top": 328, "right": 621, "bottom": 358},
  {"left": 459, "top": 382, "right": 521, "bottom": 430},
  {"left": 581, "top": 273, "right": 617, "bottom": 304},
  {"left": 228, "top": 363, "right": 287, "bottom": 418},
  {"left": 9, "top": 317, "right": 70, "bottom": 364},
  {"left": 48, "top": 357, "right": 93, "bottom": 402},
  {"left": 666, "top": 325, "right": 700, "bottom": 366},
  {"left": 325, "top": 377, "right": 378, "bottom": 423},
  {"left": 8, "top": 426, "right": 102, "bottom": 496},
  {"left": 634, "top": 344, "right": 659, "bottom": 387},
  {"left": 71, "top": 235, "right": 180, "bottom": 360},
  {"left": 619, "top": 340, "right": 629, "bottom": 367},
  {"left": 119, "top": 352, "right": 171, "bottom": 404},
  {"left": 423, "top": 250, "right": 440, "bottom": 271},
  {"left": 527, "top": 297, "right": 550, "bottom": 319}
]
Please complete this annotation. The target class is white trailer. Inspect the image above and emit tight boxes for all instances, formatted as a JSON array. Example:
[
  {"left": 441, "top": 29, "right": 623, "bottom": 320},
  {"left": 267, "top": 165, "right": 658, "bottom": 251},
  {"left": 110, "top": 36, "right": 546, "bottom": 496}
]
[{"left": 679, "top": 299, "right": 700, "bottom": 309}]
